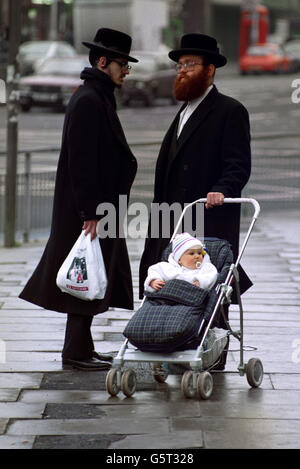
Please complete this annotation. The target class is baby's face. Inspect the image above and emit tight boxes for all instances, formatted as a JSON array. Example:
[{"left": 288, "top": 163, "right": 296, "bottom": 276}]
[{"left": 179, "top": 247, "right": 204, "bottom": 269}]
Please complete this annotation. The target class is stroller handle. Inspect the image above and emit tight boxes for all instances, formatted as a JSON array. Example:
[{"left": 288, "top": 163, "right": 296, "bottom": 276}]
[
  {"left": 171, "top": 197, "right": 260, "bottom": 242},
  {"left": 222, "top": 197, "right": 260, "bottom": 218}
]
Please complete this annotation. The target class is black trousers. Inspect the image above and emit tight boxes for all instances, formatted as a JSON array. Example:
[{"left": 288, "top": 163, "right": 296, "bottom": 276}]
[{"left": 62, "top": 314, "right": 94, "bottom": 360}]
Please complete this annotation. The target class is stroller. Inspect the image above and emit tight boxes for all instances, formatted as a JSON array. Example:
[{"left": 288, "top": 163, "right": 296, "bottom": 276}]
[{"left": 105, "top": 198, "right": 263, "bottom": 400}]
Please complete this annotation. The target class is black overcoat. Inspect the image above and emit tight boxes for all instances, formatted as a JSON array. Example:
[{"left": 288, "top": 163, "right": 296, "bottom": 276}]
[
  {"left": 139, "top": 85, "right": 252, "bottom": 298},
  {"left": 20, "top": 68, "right": 137, "bottom": 315}
]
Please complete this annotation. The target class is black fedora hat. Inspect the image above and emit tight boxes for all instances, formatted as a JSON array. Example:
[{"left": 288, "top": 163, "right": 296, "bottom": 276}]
[
  {"left": 82, "top": 27, "right": 138, "bottom": 64},
  {"left": 169, "top": 33, "right": 227, "bottom": 68}
]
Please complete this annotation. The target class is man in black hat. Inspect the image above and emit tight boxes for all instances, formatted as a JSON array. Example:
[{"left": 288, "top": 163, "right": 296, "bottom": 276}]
[
  {"left": 19, "top": 28, "right": 138, "bottom": 370},
  {"left": 139, "top": 34, "right": 252, "bottom": 369}
]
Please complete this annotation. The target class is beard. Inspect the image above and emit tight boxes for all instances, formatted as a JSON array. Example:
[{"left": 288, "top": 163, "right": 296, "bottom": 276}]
[{"left": 173, "top": 66, "right": 211, "bottom": 101}]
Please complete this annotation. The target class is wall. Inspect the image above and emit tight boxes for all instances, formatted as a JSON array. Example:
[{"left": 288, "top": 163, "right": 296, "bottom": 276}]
[
  {"left": 131, "top": 0, "right": 168, "bottom": 50},
  {"left": 73, "top": 0, "right": 169, "bottom": 53}
]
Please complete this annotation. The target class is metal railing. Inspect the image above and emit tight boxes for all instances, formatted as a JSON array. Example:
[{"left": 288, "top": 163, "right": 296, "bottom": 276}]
[{"left": 0, "top": 151, "right": 57, "bottom": 242}]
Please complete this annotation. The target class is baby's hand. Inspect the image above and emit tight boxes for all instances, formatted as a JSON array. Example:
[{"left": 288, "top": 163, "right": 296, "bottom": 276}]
[
  {"left": 150, "top": 279, "right": 166, "bottom": 290},
  {"left": 193, "top": 280, "right": 200, "bottom": 287}
]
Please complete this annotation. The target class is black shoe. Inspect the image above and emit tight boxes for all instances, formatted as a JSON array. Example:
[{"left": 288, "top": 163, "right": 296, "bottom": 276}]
[
  {"left": 92, "top": 351, "right": 114, "bottom": 363},
  {"left": 62, "top": 357, "right": 112, "bottom": 371}
]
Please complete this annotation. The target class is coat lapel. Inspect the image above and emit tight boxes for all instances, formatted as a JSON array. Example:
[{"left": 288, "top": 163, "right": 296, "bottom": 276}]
[
  {"left": 172, "top": 85, "right": 219, "bottom": 162},
  {"left": 156, "top": 102, "right": 186, "bottom": 167}
]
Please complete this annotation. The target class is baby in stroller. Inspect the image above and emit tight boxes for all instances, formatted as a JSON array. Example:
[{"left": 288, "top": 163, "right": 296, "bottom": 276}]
[
  {"left": 109, "top": 199, "right": 263, "bottom": 399},
  {"left": 144, "top": 232, "right": 218, "bottom": 292},
  {"left": 124, "top": 233, "right": 231, "bottom": 354}
]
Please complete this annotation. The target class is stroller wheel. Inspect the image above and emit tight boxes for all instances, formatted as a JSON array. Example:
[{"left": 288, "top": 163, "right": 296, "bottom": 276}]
[
  {"left": 246, "top": 358, "right": 263, "bottom": 388},
  {"left": 181, "top": 370, "right": 196, "bottom": 398},
  {"left": 106, "top": 368, "right": 120, "bottom": 396},
  {"left": 153, "top": 363, "right": 168, "bottom": 383},
  {"left": 121, "top": 368, "right": 137, "bottom": 397},
  {"left": 197, "top": 371, "right": 213, "bottom": 400}
]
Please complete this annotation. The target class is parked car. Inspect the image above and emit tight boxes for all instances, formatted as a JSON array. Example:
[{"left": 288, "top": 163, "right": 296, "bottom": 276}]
[
  {"left": 283, "top": 39, "right": 300, "bottom": 72},
  {"left": 120, "top": 51, "right": 177, "bottom": 106},
  {"left": 239, "top": 43, "right": 292, "bottom": 74},
  {"left": 19, "top": 40, "right": 76, "bottom": 76},
  {"left": 19, "top": 55, "right": 89, "bottom": 112}
]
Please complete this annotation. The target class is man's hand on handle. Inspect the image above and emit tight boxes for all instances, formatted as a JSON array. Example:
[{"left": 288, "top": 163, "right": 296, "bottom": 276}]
[{"left": 205, "top": 192, "right": 225, "bottom": 209}]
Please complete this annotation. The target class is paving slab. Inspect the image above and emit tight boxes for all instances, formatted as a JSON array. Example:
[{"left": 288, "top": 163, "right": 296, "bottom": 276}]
[
  {"left": 110, "top": 431, "right": 204, "bottom": 449},
  {"left": 0, "top": 389, "right": 20, "bottom": 402},
  {"left": 33, "top": 434, "right": 125, "bottom": 449},
  {"left": 0, "top": 402, "right": 45, "bottom": 419},
  {"left": 4, "top": 341, "right": 64, "bottom": 352},
  {"left": 0, "top": 373, "right": 43, "bottom": 388},
  {"left": 0, "top": 362, "right": 63, "bottom": 372},
  {"left": 197, "top": 389, "right": 300, "bottom": 420},
  {"left": 6, "top": 352, "right": 63, "bottom": 362},
  {"left": 0, "top": 419, "right": 8, "bottom": 434},
  {"left": 0, "top": 435, "right": 35, "bottom": 449},
  {"left": 7, "top": 417, "right": 170, "bottom": 436},
  {"left": 171, "top": 416, "right": 300, "bottom": 449},
  {"left": 19, "top": 389, "right": 182, "bottom": 404},
  {"left": 270, "top": 373, "right": 300, "bottom": 390}
]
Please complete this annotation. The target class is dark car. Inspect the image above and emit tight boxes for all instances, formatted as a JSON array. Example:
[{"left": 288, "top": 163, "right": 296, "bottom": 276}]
[
  {"left": 283, "top": 39, "right": 300, "bottom": 72},
  {"left": 120, "top": 51, "right": 177, "bottom": 106},
  {"left": 19, "top": 55, "right": 89, "bottom": 112},
  {"left": 19, "top": 40, "right": 77, "bottom": 76}
]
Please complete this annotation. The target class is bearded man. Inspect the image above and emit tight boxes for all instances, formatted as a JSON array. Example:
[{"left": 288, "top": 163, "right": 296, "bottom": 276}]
[{"left": 139, "top": 34, "right": 252, "bottom": 367}]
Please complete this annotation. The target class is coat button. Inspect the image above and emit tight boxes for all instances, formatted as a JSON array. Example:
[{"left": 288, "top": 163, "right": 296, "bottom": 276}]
[{"left": 183, "top": 164, "right": 189, "bottom": 171}]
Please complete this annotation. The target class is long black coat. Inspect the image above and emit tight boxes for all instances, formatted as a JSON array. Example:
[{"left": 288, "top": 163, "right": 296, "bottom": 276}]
[
  {"left": 20, "top": 68, "right": 137, "bottom": 316},
  {"left": 139, "top": 85, "right": 252, "bottom": 299}
]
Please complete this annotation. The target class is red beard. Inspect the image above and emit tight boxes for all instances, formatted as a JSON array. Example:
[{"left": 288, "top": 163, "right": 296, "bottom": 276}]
[{"left": 173, "top": 66, "right": 211, "bottom": 101}]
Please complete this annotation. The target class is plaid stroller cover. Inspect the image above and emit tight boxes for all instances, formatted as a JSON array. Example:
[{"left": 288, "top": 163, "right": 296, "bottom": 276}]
[{"left": 123, "top": 238, "right": 233, "bottom": 353}]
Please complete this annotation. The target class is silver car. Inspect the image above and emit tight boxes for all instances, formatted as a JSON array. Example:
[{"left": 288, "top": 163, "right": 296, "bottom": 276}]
[
  {"left": 19, "top": 55, "right": 89, "bottom": 112},
  {"left": 19, "top": 40, "right": 76, "bottom": 76}
]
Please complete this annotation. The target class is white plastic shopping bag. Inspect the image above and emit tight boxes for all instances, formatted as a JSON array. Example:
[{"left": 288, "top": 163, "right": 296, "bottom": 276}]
[{"left": 56, "top": 232, "right": 107, "bottom": 301}]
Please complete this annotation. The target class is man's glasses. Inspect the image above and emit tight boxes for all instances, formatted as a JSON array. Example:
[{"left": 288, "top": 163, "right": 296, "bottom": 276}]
[
  {"left": 111, "top": 59, "right": 132, "bottom": 70},
  {"left": 175, "top": 62, "right": 204, "bottom": 73}
]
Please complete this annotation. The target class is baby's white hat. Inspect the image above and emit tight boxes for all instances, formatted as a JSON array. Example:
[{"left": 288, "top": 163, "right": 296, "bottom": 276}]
[{"left": 172, "top": 232, "right": 204, "bottom": 263}]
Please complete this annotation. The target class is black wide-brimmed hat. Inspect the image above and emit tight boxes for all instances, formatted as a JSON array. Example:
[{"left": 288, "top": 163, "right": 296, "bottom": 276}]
[
  {"left": 169, "top": 33, "right": 227, "bottom": 68},
  {"left": 82, "top": 27, "right": 138, "bottom": 64}
]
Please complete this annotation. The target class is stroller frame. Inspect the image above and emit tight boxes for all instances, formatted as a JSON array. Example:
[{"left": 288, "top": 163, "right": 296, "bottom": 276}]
[{"left": 106, "top": 198, "right": 264, "bottom": 399}]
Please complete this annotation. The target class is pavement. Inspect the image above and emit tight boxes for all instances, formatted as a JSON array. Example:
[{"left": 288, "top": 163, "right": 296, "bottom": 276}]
[{"left": 0, "top": 206, "right": 300, "bottom": 451}]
